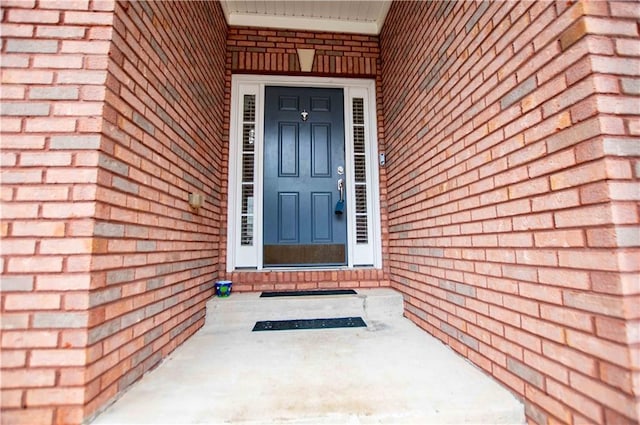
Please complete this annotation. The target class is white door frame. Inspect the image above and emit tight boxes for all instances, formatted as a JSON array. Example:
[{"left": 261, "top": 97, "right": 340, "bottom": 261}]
[{"left": 226, "top": 74, "right": 382, "bottom": 272}]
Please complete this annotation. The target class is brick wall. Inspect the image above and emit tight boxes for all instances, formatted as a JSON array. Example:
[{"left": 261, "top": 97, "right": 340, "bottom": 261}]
[
  {"left": 5, "top": 0, "right": 635, "bottom": 423},
  {"left": 380, "top": 1, "right": 639, "bottom": 424},
  {"left": 85, "top": 0, "right": 227, "bottom": 419},
  {"left": 1, "top": 0, "right": 114, "bottom": 423},
  {"left": 228, "top": 27, "right": 378, "bottom": 77},
  {"left": 220, "top": 27, "right": 390, "bottom": 291}
]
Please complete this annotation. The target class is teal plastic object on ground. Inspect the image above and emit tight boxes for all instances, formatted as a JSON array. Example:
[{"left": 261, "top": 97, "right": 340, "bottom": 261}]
[{"left": 215, "top": 281, "right": 232, "bottom": 297}]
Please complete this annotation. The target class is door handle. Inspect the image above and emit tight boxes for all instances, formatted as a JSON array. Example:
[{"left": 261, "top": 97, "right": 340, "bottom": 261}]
[{"left": 335, "top": 178, "right": 345, "bottom": 215}]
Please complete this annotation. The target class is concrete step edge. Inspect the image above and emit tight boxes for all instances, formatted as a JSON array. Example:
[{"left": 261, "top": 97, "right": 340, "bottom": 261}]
[{"left": 203, "top": 288, "right": 404, "bottom": 328}]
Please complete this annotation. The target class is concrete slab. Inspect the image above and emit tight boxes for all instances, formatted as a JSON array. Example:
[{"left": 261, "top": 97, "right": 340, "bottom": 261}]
[{"left": 92, "top": 289, "right": 524, "bottom": 424}]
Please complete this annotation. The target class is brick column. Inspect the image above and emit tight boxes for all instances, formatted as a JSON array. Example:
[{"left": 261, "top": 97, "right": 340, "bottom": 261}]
[
  {"left": 2, "top": 0, "right": 229, "bottom": 423},
  {"left": 1, "top": 1, "right": 114, "bottom": 424},
  {"left": 584, "top": 2, "right": 640, "bottom": 423}
]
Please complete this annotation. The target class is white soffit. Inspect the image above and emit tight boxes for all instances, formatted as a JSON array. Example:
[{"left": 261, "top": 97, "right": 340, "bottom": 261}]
[{"left": 220, "top": 0, "right": 392, "bottom": 35}]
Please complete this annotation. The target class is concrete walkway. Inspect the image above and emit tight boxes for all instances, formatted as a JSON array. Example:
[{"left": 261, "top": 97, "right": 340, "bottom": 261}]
[{"left": 92, "top": 289, "right": 524, "bottom": 424}]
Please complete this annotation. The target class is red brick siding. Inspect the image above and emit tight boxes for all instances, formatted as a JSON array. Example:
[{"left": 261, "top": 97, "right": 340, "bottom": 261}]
[
  {"left": 381, "top": 1, "right": 639, "bottom": 424},
  {"left": 219, "top": 27, "right": 390, "bottom": 290},
  {"left": 0, "top": 0, "right": 113, "bottom": 423},
  {"left": 225, "top": 269, "right": 388, "bottom": 293},
  {"left": 84, "top": 0, "right": 227, "bottom": 419},
  {"left": 4, "top": 1, "right": 636, "bottom": 424},
  {"left": 228, "top": 27, "right": 378, "bottom": 77}
]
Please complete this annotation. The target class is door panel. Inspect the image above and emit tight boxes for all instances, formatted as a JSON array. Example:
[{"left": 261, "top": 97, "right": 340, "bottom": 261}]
[
  {"left": 311, "top": 96, "right": 330, "bottom": 111},
  {"left": 311, "top": 124, "right": 331, "bottom": 177},
  {"left": 264, "top": 86, "right": 346, "bottom": 266},
  {"left": 279, "top": 96, "right": 299, "bottom": 111},
  {"left": 278, "top": 192, "right": 299, "bottom": 243},
  {"left": 311, "top": 192, "right": 332, "bottom": 242},
  {"left": 278, "top": 123, "right": 299, "bottom": 177}
]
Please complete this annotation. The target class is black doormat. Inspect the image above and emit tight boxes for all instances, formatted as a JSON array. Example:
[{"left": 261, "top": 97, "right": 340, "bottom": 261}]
[
  {"left": 260, "top": 289, "right": 357, "bottom": 298},
  {"left": 252, "top": 316, "right": 366, "bottom": 332}
]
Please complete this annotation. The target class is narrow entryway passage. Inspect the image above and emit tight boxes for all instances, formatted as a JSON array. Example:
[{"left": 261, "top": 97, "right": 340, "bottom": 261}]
[{"left": 92, "top": 289, "right": 524, "bottom": 424}]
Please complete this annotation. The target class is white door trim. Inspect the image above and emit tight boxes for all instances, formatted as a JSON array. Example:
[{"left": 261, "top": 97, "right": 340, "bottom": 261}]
[{"left": 227, "top": 74, "right": 382, "bottom": 272}]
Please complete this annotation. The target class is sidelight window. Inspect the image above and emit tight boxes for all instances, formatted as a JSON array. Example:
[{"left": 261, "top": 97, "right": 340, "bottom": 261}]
[
  {"left": 240, "top": 94, "right": 256, "bottom": 246},
  {"left": 352, "top": 98, "right": 369, "bottom": 245}
]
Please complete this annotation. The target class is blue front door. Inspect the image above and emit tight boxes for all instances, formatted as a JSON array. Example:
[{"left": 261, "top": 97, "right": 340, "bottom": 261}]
[{"left": 264, "top": 86, "right": 347, "bottom": 266}]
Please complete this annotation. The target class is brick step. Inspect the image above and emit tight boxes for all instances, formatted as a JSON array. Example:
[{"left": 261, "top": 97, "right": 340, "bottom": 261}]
[{"left": 202, "top": 287, "right": 404, "bottom": 332}]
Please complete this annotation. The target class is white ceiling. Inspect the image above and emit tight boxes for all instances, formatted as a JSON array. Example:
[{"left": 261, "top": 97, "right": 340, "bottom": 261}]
[{"left": 219, "top": 1, "right": 392, "bottom": 35}]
